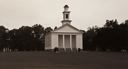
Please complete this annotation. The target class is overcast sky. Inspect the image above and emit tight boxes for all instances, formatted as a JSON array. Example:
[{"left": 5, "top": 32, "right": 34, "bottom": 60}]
[{"left": 0, "top": 0, "right": 128, "bottom": 30}]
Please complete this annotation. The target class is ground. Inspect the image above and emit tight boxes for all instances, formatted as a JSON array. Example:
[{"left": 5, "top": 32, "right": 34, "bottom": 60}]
[{"left": 0, "top": 51, "right": 128, "bottom": 69}]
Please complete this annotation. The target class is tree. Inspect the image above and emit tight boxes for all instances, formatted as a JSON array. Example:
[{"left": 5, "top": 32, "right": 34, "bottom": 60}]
[
  {"left": 32, "top": 24, "right": 45, "bottom": 50},
  {"left": 0, "top": 26, "right": 8, "bottom": 51},
  {"left": 93, "top": 19, "right": 127, "bottom": 51},
  {"left": 84, "top": 26, "right": 98, "bottom": 51},
  {"left": 44, "top": 27, "right": 53, "bottom": 35},
  {"left": 9, "top": 29, "right": 18, "bottom": 51},
  {"left": 17, "top": 26, "right": 33, "bottom": 51}
]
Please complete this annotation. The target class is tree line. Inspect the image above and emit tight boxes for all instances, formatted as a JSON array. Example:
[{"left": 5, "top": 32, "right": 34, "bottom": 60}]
[
  {"left": 83, "top": 19, "right": 128, "bottom": 52},
  {"left": 0, "top": 24, "right": 53, "bottom": 52},
  {"left": 0, "top": 19, "right": 128, "bottom": 52}
]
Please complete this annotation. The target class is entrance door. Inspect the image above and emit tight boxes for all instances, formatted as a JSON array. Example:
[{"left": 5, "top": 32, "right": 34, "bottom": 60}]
[{"left": 65, "top": 35, "right": 70, "bottom": 48}]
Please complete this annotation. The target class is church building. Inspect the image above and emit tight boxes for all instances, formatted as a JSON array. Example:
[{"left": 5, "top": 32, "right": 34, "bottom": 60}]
[{"left": 45, "top": 5, "right": 83, "bottom": 51}]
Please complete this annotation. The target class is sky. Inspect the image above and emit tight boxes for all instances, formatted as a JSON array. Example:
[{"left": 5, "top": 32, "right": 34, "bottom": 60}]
[{"left": 0, "top": 0, "right": 128, "bottom": 30}]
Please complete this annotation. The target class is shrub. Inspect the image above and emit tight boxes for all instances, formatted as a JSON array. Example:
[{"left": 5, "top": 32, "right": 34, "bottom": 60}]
[
  {"left": 54, "top": 47, "right": 59, "bottom": 52},
  {"left": 78, "top": 48, "right": 82, "bottom": 52}
]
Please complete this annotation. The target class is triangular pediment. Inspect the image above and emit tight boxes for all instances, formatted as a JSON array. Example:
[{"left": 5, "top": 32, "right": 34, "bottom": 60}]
[{"left": 53, "top": 24, "right": 82, "bottom": 33}]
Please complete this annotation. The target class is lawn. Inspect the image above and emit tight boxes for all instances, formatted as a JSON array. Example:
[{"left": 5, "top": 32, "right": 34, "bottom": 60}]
[{"left": 0, "top": 51, "right": 128, "bottom": 69}]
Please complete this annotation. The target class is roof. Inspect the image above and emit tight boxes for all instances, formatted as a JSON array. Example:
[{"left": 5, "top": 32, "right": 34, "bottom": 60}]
[{"left": 52, "top": 24, "right": 83, "bottom": 33}]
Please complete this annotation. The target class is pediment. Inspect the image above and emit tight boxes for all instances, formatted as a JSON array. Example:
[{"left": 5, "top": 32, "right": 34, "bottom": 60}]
[{"left": 53, "top": 24, "right": 82, "bottom": 33}]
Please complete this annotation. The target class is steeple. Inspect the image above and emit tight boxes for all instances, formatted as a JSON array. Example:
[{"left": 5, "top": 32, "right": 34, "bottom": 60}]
[{"left": 61, "top": 5, "right": 72, "bottom": 25}]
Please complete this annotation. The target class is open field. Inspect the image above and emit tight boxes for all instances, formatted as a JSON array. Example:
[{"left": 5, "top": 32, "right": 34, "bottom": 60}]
[{"left": 0, "top": 51, "right": 128, "bottom": 69}]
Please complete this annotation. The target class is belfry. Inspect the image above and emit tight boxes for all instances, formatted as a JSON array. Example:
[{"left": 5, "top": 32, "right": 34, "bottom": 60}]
[
  {"left": 45, "top": 5, "right": 83, "bottom": 51},
  {"left": 61, "top": 5, "right": 72, "bottom": 25}
]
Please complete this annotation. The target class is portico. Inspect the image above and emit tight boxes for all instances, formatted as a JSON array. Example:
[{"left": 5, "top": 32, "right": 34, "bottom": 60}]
[{"left": 58, "top": 34, "right": 76, "bottom": 50}]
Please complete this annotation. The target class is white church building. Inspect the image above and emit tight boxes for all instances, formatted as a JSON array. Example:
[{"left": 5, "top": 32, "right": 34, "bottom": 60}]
[{"left": 45, "top": 5, "right": 83, "bottom": 51}]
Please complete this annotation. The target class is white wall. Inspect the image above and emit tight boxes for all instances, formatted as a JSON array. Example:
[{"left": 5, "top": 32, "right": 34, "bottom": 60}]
[
  {"left": 51, "top": 33, "right": 58, "bottom": 49},
  {"left": 76, "top": 34, "right": 83, "bottom": 49}
]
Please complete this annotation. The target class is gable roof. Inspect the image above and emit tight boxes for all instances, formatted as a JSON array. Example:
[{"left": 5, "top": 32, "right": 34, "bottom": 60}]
[{"left": 52, "top": 24, "right": 83, "bottom": 33}]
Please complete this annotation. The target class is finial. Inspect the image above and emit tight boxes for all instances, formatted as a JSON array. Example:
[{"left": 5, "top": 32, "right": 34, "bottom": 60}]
[{"left": 64, "top": 5, "right": 69, "bottom": 8}]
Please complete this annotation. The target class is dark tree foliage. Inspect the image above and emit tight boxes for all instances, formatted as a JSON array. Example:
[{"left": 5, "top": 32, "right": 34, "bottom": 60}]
[
  {"left": 83, "top": 26, "right": 98, "bottom": 51},
  {"left": 0, "top": 24, "right": 53, "bottom": 52},
  {"left": 0, "top": 26, "right": 8, "bottom": 51},
  {"left": 84, "top": 19, "right": 128, "bottom": 52},
  {"left": 44, "top": 27, "right": 53, "bottom": 35},
  {"left": 32, "top": 24, "right": 45, "bottom": 50}
]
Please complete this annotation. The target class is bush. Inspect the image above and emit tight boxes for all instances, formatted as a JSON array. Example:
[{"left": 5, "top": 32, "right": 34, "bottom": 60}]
[
  {"left": 78, "top": 48, "right": 82, "bottom": 52},
  {"left": 54, "top": 47, "right": 59, "bottom": 52}
]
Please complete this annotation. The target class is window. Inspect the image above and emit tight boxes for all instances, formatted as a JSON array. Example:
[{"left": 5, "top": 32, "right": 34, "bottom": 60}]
[{"left": 66, "top": 14, "right": 69, "bottom": 19}]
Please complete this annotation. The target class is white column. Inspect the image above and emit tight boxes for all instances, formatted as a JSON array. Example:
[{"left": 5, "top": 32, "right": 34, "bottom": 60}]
[
  {"left": 70, "top": 35, "right": 72, "bottom": 50},
  {"left": 63, "top": 35, "right": 65, "bottom": 50}
]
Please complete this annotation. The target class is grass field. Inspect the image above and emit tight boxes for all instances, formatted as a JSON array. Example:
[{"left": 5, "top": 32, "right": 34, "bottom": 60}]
[{"left": 0, "top": 51, "right": 128, "bottom": 69}]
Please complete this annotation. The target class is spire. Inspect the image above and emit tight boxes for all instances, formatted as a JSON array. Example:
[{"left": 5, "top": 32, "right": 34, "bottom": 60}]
[{"left": 61, "top": 5, "right": 72, "bottom": 25}]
